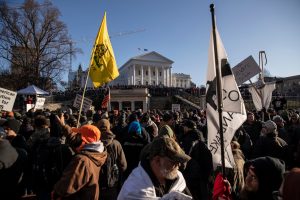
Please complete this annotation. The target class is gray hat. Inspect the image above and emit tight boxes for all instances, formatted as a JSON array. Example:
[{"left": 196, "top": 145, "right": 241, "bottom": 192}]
[
  {"left": 142, "top": 137, "right": 191, "bottom": 164},
  {"left": 273, "top": 115, "right": 284, "bottom": 123},
  {"left": 263, "top": 120, "right": 277, "bottom": 134}
]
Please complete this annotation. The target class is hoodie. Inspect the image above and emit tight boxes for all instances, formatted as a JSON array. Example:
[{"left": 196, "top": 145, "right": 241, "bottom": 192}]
[{"left": 53, "top": 142, "right": 107, "bottom": 200}]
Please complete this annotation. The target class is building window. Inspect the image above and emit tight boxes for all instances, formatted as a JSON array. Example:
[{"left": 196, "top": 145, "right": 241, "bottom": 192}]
[
  {"left": 160, "top": 72, "right": 162, "bottom": 76},
  {"left": 146, "top": 81, "right": 148, "bottom": 85},
  {"left": 153, "top": 71, "right": 155, "bottom": 76},
  {"left": 146, "top": 70, "right": 148, "bottom": 76},
  {"left": 153, "top": 81, "right": 155, "bottom": 85},
  {"left": 138, "top": 70, "right": 141, "bottom": 75}
]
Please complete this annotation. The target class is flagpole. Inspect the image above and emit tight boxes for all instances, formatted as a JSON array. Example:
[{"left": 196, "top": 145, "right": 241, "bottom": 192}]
[
  {"left": 76, "top": 66, "right": 92, "bottom": 127},
  {"left": 108, "top": 87, "right": 111, "bottom": 111},
  {"left": 76, "top": 12, "right": 107, "bottom": 127},
  {"left": 210, "top": 4, "right": 226, "bottom": 176}
]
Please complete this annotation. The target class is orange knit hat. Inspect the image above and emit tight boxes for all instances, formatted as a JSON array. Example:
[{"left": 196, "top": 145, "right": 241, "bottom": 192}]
[{"left": 71, "top": 124, "right": 101, "bottom": 143}]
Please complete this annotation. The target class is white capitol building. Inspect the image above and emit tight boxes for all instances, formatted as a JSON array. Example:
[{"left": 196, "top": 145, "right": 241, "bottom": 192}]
[{"left": 68, "top": 51, "right": 192, "bottom": 89}]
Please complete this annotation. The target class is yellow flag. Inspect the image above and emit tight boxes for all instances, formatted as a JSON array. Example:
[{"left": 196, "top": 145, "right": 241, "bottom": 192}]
[{"left": 89, "top": 12, "right": 119, "bottom": 88}]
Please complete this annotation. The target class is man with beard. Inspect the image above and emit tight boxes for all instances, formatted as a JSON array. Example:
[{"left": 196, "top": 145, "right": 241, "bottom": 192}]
[{"left": 117, "top": 137, "right": 192, "bottom": 200}]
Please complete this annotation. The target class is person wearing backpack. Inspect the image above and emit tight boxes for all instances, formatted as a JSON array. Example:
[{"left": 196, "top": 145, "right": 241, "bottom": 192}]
[{"left": 96, "top": 119, "right": 127, "bottom": 200}]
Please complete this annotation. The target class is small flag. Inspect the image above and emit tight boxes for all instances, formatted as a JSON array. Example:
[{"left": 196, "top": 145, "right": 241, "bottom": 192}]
[
  {"left": 89, "top": 12, "right": 119, "bottom": 88},
  {"left": 101, "top": 88, "right": 110, "bottom": 109}
]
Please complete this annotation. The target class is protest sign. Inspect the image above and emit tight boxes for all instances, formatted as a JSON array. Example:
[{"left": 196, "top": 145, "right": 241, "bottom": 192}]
[{"left": 0, "top": 87, "right": 17, "bottom": 112}]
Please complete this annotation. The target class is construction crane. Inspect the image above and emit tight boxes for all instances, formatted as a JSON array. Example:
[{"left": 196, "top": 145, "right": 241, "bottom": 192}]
[{"left": 68, "top": 28, "right": 146, "bottom": 72}]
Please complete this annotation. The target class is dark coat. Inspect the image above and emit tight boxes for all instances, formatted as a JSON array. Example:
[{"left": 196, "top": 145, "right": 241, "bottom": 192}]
[
  {"left": 252, "top": 133, "right": 288, "bottom": 162},
  {"left": 180, "top": 130, "right": 213, "bottom": 200},
  {"left": 0, "top": 139, "right": 27, "bottom": 199},
  {"left": 243, "top": 120, "right": 263, "bottom": 144}
]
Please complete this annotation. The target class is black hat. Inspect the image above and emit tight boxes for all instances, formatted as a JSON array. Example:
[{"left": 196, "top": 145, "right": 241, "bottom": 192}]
[
  {"left": 163, "top": 112, "right": 173, "bottom": 122},
  {"left": 183, "top": 120, "right": 196, "bottom": 129},
  {"left": 2, "top": 119, "right": 21, "bottom": 134}
]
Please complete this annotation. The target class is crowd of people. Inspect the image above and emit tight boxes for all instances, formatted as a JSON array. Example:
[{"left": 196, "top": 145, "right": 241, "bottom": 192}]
[{"left": 1, "top": 104, "right": 300, "bottom": 200}]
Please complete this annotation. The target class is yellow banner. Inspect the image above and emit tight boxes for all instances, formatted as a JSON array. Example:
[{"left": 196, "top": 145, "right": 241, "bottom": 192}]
[{"left": 89, "top": 12, "right": 119, "bottom": 88}]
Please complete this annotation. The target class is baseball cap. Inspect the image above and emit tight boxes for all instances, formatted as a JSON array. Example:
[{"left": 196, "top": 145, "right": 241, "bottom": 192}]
[{"left": 144, "top": 137, "right": 191, "bottom": 164}]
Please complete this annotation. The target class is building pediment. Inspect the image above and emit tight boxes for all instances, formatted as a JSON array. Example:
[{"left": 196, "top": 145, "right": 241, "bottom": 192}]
[{"left": 132, "top": 51, "right": 174, "bottom": 64}]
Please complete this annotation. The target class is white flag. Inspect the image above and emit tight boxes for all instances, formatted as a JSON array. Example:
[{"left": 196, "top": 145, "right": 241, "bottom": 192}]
[
  {"left": 248, "top": 82, "right": 276, "bottom": 111},
  {"left": 206, "top": 28, "right": 247, "bottom": 169}
]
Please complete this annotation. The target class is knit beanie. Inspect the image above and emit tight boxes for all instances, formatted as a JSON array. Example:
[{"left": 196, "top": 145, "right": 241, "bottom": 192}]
[
  {"left": 273, "top": 115, "right": 284, "bottom": 123},
  {"left": 128, "top": 121, "right": 142, "bottom": 135},
  {"left": 244, "top": 156, "right": 285, "bottom": 196},
  {"left": 2, "top": 119, "right": 21, "bottom": 134},
  {"left": 72, "top": 124, "right": 101, "bottom": 144},
  {"left": 262, "top": 120, "right": 277, "bottom": 134}
]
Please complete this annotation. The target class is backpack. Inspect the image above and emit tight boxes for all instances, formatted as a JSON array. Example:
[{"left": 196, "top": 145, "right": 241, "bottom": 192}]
[{"left": 100, "top": 142, "right": 120, "bottom": 188}]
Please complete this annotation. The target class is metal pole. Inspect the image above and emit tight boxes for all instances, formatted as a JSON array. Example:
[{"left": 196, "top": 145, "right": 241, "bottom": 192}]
[
  {"left": 259, "top": 51, "right": 266, "bottom": 121},
  {"left": 76, "top": 66, "right": 91, "bottom": 127},
  {"left": 210, "top": 4, "right": 226, "bottom": 176}
]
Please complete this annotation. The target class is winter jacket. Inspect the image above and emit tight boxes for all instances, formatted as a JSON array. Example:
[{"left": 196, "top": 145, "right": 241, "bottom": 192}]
[
  {"left": 0, "top": 138, "right": 27, "bottom": 199},
  {"left": 53, "top": 143, "right": 107, "bottom": 200},
  {"left": 252, "top": 133, "right": 288, "bottom": 162},
  {"left": 100, "top": 130, "right": 127, "bottom": 188}
]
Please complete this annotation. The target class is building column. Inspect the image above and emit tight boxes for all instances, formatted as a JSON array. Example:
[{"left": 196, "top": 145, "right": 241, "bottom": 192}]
[
  {"left": 133, "top": 65, "right": 136, "bottom": 86},
  {"left": 156, "top": 67, "right": 159, "bottom": 86},
  {"left": 141, "top": 65, "right": 144, "bottom": 85},
  {"left": 169, "top": 67, "right": 172, "bottom": 87},
  {"left": 165, "top": 67, "right": 168, "bottom": 86},
  {"left": 118, "top": 101, "right": 122, "bottom": 111},
  {"left": 148, "top": 65, "right": 151, "bottom": 85},
  {"left": 162, "top": 66, "right": 165, "bottom": 86},
  {"left": 131, "top": 101, "right": 135, "bottom": 111}
]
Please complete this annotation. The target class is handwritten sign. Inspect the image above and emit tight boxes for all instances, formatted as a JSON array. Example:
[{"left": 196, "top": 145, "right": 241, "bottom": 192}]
[
  {"left": 73, "top": 94, "right": 93, "bottom": 113},
  {"left": 0, "top": 87, "right": 17, "bottom": 112},
  {"left": 232, "top": 56, "right": 261, "bottom": 86},
  {"left": 35, "top": 97, "right": 46, "bottom": 110}
]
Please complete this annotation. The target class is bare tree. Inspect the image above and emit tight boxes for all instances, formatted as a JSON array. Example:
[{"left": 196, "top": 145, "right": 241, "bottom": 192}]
[{"left": 0, "top": 0, "right": 79, "bottom": 90}]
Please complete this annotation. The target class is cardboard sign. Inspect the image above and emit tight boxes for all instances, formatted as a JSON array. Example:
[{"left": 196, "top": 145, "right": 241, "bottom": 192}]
[
  {"left": 172, "top": 104, "right": 180, "bottom": 112},
  {"left": 73, "top": 94, "right": 93, "bottom": 113},
  {"left": 35, "top": 97, "right": 46, "bottom": 110},
  {"left": 0, "top": 87, "right": 17, "bottom": 112},
  {"left": 232, "top": 56, "right": 261, "bottom": 86}
]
